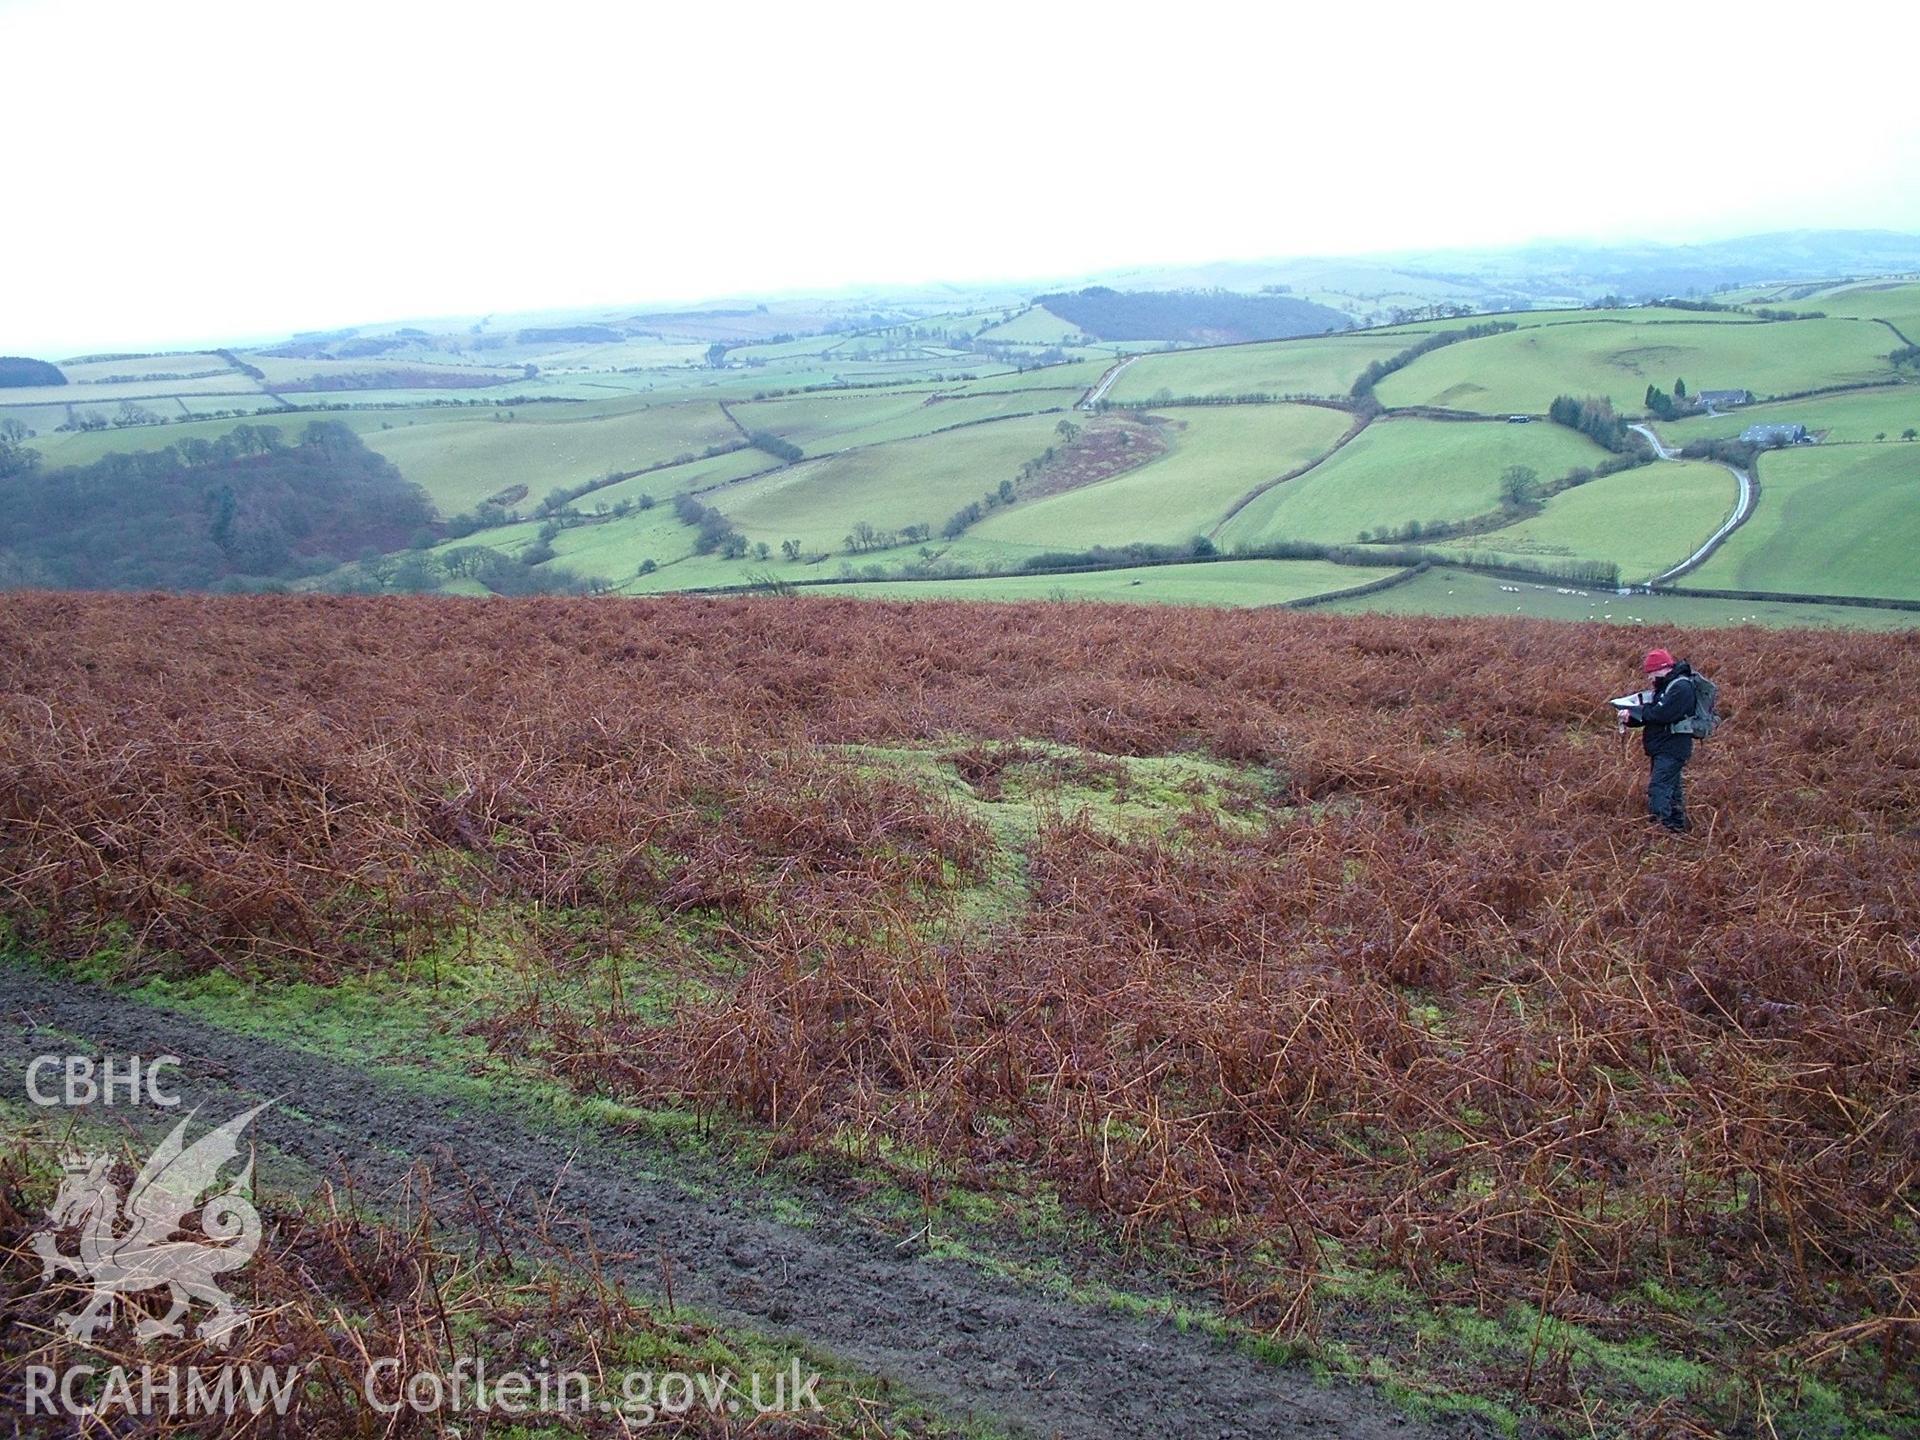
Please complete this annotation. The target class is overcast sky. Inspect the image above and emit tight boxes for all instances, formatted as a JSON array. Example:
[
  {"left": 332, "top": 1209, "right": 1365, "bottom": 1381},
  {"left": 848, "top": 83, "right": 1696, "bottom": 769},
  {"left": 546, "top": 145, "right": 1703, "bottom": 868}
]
[{"left": 3, "top": 0, "right": 1917, "bottom": 355}]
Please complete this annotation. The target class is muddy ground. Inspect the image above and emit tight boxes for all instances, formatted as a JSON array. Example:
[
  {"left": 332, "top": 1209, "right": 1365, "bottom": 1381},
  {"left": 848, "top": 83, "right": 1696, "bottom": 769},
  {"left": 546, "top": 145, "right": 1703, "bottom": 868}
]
[{"left": 0, "top": 964, "right": 1473, "bottom": 1439}]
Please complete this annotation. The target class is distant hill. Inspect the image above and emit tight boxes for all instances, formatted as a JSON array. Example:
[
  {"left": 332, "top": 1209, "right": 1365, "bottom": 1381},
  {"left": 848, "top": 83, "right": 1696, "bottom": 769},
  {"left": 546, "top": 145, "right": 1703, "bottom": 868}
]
[
  {"left": 1035, "top": 287, "right": 1351, "bottom": 343},
  {"left": 0, "top": 356, "right": 64, "bottom": 388}
]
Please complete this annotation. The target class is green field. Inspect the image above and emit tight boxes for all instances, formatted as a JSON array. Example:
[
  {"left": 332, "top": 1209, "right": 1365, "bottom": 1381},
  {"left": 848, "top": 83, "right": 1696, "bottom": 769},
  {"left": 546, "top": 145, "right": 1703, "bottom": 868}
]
[
  {"left": 933, "top": 359, "right": 1109, "bottom": 396},
  {"left": 1321, "top": 565, "right": 1920, "bottom": 630},
  {"left": 1216, "top": 417, "right": 1607, "bottom": 548},
  {"left": 364, "top": 401, "right": 743, "bottom": 513},
  {"left": 731, "top": 387, "right": 1070, "bottom": 453},
  {"left": 58, "top": 352, "right": 234, "bottom": 383},
  {"left": 0, "top": 372, "right": 265, "bottom": 406},
  {"left": 1659, "top": 386, "right": 1920, "bottom": 445},
  {"left": 586, "top": 446, "right": 776, "bottom": 507},
  {"left": 970, "top": 405, "right": 1354, "bottom": 549},
  {"left": 1432, "top": 461, "right": 1735, "bottom": 582},
  {"left": 20, "top": 277, "right": 1920, "bottom": 625},
  {"left": 1109, "top": 333, "right": 1412, "bottom": 402},
  {"left": 807, "top": 557, "right": 1400, "bottom": 606},
  {"left": 710, "top": 412, "right": 1069, "bottom": 551},
  {"left": 978, "top": 306, "right": 1087, "bottom": 344},
  {"left": 1368, "top": 306, "right": 1776, "bottom": 338},
  {"left": 1797, "top": 279, "right": 1920, "bottom": 338},
  {"left": 1687, "top": 445, "right": 1920, "bottom": 600},
  {"left": 1374, "top": 317, "right": 1899, "bottom": 415}
]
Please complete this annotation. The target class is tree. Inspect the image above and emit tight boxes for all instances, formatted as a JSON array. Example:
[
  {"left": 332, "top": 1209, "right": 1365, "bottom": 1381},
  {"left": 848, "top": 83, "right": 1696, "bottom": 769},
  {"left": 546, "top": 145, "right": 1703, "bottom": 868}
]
[
  {"left": 705, "top": 343, "right": 728, "bottom": 369},
  {"left": 1674, "top": 378, "right": 1687, "bottom": 400},
  {"left": 780, "top": 538, "right": 802, "bottom": 561},
  {"left": 1904, "top": 429, "right": 1918, "bottom": 441},
  {"left": 1499, "top": 465, "right": 1540, "bottom": 507},
  {"left": 0, "top": 424, "right": 39, "bottom": 480}
]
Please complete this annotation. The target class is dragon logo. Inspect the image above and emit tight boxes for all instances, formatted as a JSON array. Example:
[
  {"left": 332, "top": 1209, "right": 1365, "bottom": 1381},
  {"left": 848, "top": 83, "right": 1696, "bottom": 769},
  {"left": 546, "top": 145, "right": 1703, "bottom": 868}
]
[{"left": 31, "top": 1103, "right": 269, "bottom": 1348}]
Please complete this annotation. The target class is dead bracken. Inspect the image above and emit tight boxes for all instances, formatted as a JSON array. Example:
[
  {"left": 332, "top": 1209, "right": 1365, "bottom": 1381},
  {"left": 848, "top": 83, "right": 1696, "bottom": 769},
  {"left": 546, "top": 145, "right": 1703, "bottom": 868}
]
[{"left": 2, "top": 590, "right": 1917, "bottom": 1432}]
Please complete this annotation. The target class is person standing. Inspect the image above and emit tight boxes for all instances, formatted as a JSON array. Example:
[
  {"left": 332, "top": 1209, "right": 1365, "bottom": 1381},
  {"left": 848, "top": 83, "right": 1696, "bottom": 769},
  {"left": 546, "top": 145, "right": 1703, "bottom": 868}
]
[{"left": 1620, "top": 648, "right": 1698, "bottom": 833}]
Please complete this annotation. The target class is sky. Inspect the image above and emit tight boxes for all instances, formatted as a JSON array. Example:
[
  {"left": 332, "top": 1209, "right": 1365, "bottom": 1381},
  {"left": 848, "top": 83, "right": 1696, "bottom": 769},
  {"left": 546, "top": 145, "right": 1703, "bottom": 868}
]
[{"left": 3, "top": 0, "right": 1918, "bottom": 355}]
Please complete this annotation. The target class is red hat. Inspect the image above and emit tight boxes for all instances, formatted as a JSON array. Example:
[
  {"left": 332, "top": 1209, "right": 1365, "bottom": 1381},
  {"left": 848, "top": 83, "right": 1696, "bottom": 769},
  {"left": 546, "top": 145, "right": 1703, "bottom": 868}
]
[{"left": 1643, "top": 648, "right": 1675, "bottom": 674}]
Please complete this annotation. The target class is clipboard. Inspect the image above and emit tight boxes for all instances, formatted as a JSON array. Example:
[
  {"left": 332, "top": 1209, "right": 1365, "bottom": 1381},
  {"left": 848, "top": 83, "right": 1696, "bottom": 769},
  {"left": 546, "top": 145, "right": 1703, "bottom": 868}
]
[{"left": 1609, "top": 690, "right": 1651, "bottom": 710}]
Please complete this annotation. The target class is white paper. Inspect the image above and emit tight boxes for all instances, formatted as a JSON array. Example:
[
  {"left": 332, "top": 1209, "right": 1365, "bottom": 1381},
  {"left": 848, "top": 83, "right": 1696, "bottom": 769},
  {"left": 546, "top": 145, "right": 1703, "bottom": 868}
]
[{"left": 1609, "top": 690, "right": 1652, "bottom": 709}]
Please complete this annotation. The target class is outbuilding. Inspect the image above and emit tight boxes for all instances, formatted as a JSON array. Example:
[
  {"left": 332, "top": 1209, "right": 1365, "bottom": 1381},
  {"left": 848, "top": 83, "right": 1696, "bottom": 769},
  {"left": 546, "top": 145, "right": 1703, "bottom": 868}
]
[{"left": 1740, "top": 421, "right": 1810, "bottom": 446}]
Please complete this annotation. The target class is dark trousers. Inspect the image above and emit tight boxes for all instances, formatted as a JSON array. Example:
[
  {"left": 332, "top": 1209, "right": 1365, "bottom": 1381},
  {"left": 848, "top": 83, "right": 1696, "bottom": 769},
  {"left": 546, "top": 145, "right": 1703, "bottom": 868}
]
[{"left": 1648, "top": 751, "right": 1689, "bottom": 830}]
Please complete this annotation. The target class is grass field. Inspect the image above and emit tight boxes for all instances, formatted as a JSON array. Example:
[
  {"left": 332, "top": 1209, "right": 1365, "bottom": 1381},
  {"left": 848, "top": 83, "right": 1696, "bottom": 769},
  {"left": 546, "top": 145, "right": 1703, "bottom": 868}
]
[
  {"left": 1796, "top": 279, "right": 1920, "bottom": 338},
  {"left": 1659, "top": 385, "right": 1920, "bottom": 444},
  {"left": 933, "top": 358, "right": 1110, "bottom": 396},
  {"left": 0, "top": 373, "right": 266, "bottom": 406},
  {"left": 16, "top": 286, "right": 1918, "bottom": 620},
  {"left": 971, "top": 404, "right": 1353, "bottom": 549},
  {"left": 1320, "top": 564, "right": 1920, "bottom": 629},
  {"left": 58, "top": 352, "right": 234, "bottom": 383},
  {"left": 810, "top": 557, "right": 1400, "bottom": 606},
  {"left": 586, "top": 445, "right": 776, "bottom": 507},
  {"left": 364, "top": 400, "right": 742, "bottom": 514},
  {"left": 1374, "top": 317, "right": 1899, "bottom": 415},
  {"left": 710, "top": 412, "right": 1069, "bottom": 551},
  {"left": 1216, "top": 416, "right": 1607, "bottom": 548},
  {"left": 1368, "top": 306, "right": 1773, "bottom": 337},
  {"left": 1432, "top": 460, "right": 1736, "bottom": 582},
  {"left": 730, "top": 387, "right": 1070, "bottom": 453},
  {"left": 1687, "top": 445, "right": 1920, "bottom": 600},
  {"left": 1109, "top": 333, "right": 1413, "bottom": 402},
  {"left": 978, "top": 306, "right": 1087, "bottom": 344},
  {"left": 242, "top": 354, "right": 519, "bottom": 389}
]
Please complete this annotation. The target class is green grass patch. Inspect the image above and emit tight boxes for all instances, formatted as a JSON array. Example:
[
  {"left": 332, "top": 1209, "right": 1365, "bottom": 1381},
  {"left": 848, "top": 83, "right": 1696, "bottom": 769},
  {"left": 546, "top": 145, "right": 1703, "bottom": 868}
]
[
  {"left": 1375, "top": 317, "right": 1898, "bottom": 416},
  {"left": 974, "top": 404, "right": 1352, "bottom": 549},
  {"left": 1432, "top": 460, "right": 1736, "bottom": 583},
  {"left": 709, "top": 412, "right": 1067, "bottom": 551},
  {"left": 1111, "top": 333, "right": 1414, "bottom": 402},
  {"left": 1319, "top": 565, "right": 1920, "bottom": 629},
  {"left": 1689, "top": 444, "right": 1920, "bottom": 600},
  {"left": 365, "top": 400, "right": 742, "bottom": 515},
  {"left": 1216, "top": 417, "right": 1607, "bottom": 548},
  {"left": 813, "top": 557, "right": 1397, "bottom": 606}
]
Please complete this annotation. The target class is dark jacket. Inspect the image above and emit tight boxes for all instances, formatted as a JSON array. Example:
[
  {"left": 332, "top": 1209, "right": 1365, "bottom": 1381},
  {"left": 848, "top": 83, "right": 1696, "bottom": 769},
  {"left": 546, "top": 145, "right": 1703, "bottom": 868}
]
[{"left": 1627, "top": 662, "right": 1697, "bottom": 758}]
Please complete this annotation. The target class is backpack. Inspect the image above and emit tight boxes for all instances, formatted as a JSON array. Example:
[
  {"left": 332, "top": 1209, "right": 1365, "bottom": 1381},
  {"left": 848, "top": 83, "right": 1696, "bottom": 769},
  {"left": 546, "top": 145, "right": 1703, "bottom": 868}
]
[{"left": 1673, "top": 671, "right": 1719, "bottom": 739}]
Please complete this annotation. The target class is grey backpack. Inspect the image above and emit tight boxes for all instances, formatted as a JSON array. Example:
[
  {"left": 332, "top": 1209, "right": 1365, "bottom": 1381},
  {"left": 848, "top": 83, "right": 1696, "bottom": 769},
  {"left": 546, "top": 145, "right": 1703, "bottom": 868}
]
[{"left": 1674, "top": 672, "right": 1719, "bottom": 739}]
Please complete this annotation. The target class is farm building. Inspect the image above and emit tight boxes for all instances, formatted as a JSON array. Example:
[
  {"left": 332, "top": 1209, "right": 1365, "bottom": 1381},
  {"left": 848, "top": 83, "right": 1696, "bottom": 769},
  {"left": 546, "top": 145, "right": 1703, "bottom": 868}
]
[
  {"left": 1741, "top": 421, "right": 1810, "bottom": 446},
  {"left": 1698, "top": 388, "right": 1754, "bottom": 409}
]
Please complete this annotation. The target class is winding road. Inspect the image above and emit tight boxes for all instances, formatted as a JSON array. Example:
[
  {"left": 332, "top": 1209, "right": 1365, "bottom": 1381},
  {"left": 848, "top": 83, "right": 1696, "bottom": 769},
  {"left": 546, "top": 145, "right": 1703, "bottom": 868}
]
[
  {"left": 1080, "top": 355, "right": 1136, "bottom": 408},
  {"left": 1631, "top": 422, "right": 1754, "bottom": 584}
]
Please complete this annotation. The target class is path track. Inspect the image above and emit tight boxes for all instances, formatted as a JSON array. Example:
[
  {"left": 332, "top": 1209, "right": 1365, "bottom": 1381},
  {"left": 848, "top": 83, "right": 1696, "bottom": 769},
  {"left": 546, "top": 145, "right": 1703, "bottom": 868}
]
[
  {"left": 1079, "top": 356, "right": 1135, "bottom": 409},
  {"left": 0, "top": 964, "right": 1465, "bottom": 1440},
  {"left": 1630, "top": 423, "right": 1754, "bottom": 584}
]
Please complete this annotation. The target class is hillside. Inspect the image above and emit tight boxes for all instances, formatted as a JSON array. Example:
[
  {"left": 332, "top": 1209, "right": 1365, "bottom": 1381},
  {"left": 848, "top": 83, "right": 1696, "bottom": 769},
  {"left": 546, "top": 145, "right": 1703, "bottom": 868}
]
[
  {"left": 0, "top": 421, "right": 430, "bottom": 588},
  {"left": 4, "top": 591, "right": 1916, "bottom": 1439},
  {"left": 3, "top": 265, "right": 1918, "bottom": 628}
]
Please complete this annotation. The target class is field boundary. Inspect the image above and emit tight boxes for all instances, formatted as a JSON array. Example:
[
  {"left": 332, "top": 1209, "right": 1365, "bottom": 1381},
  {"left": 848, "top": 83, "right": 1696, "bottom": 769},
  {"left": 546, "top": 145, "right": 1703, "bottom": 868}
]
[
  {"left": 1285, "top": 561, "right": 1429, "bottom": 609},
  {"left": 1209, "top": 411, "right": 1373, "bottom": 534},
  {"left": 1654, "top": 581, "right": 1920, "bottom": 612}
]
